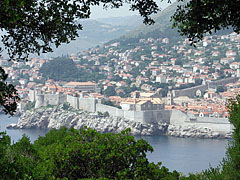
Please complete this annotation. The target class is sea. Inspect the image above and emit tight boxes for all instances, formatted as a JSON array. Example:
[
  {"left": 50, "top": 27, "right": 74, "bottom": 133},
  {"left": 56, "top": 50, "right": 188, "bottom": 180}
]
[{"left": 0, "top": 114, "right": 229, "bottom": 175}]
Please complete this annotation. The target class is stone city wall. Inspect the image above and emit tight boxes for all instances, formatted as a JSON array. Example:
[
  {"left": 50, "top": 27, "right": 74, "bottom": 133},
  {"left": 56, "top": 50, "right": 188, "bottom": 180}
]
[
  {"left": 173, "top": 77, "right": 238, "bottom": 98},
  {"left": 78, "top": 97, "right": 96, "bottom": 112},
  {"left": 67, "top": 95, "right": 79, "bottom": 109},
  {"left": 34, "top": 94, "right": 232, "bottom": 136},
  {"left": 184, "top": 121, "right": 232, "bottom": 134}
]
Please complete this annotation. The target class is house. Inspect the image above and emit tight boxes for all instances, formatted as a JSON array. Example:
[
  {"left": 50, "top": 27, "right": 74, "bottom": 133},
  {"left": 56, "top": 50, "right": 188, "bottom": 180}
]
[
  {"left": 120, "top": 98, "right": 164, "bottom": 111},
  {"left": 63, "top": 81, "right": 97, "bottom": 92},
  {"left": 156, "top": 75, "right": 166, "bottom": 83}
]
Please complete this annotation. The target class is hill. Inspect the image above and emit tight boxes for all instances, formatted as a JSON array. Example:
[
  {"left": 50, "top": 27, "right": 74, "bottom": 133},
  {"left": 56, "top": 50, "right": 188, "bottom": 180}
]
[
  {"left": 39, "top": 57, "right": 105, "bottom": 82},
  {"left": 42, "top": 18, "right": 141, "bottom": 58},
  {"left": 0, "top": 17, "right": 141, "bottom": 59},
  {"left": 110, "top": 1, "right": 234, "bottom": 46}
]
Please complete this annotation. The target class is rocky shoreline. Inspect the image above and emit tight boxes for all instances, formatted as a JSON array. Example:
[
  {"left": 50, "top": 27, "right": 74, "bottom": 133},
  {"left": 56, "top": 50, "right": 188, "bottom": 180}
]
[
  {"left": 167, "top": 124, "right": 232, "bottom": 139},
  {"left": 8, "top": 105, "right": 232, "bottom": 138},
  {"left": 8, "top": 105, "right": 168, "bottom": 136}
]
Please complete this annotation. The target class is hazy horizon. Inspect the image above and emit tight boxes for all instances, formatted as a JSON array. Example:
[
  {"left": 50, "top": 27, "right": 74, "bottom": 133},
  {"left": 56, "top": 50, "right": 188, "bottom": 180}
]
[{"left": 90, "top": 1, "right": 174, "bottom": 19}]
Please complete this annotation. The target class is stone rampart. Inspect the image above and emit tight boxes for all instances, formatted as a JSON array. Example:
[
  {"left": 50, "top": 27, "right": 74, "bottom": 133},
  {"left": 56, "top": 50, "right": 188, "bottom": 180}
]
[
  {"left": 170, "top": 110, "right": 188, "bottom": 125},
  {"left": 174, "top": 84, "right": 208, "bottom": 98},
  {"left": 34, "top": 94, "right": 232, "bottom": 137},
  {"left": 209, "top": 77, "right": 238, "bottom": 86},
  {"left": 96, "top": 104, "right": 123, "bottom": 117},
  {"left": 173, "top": 77, "right": 238, "bottom": 98},
  {"left": 67, "top": 95, "right": 79, "bottom": 109},
  {"left": 35, "top": 94, "right": 66, "bottom": 108},
  {"left": 185, "top": 121, "right": 232, "bottom": 133},
  {"left": 78, "top": 98, "right": 96, "bottom": 112}
]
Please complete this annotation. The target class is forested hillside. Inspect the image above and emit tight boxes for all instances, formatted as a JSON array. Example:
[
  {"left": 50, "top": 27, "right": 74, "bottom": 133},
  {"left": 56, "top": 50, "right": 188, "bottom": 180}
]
[{"left": 40, "top": 57, "right": 105, "bottom": 82}]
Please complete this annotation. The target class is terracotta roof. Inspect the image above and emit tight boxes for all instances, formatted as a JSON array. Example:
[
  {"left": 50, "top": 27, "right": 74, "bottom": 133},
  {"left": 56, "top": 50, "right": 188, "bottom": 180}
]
[{"left": 65, "top": 81, "right": 96, "bottom": 86}]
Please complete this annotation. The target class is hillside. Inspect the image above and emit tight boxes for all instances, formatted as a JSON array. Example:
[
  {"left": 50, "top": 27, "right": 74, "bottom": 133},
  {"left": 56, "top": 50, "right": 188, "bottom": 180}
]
[
  {"left": 40, "top": 57, "right": 106, "bottom": 82},
  {"left": 112, "top": 1, "right": 234, "bottom": 45},
  {"left": 43, "top": 18, "right": 142, "bottom": 58},
  {"left": 0, "top": 17, "right": 140, "bottom": 59},
  {"left": 126, "top": 2, "right": 180, "bottom": 38},
  {"left": 117, "top": 1, "right": 181, "bottom": 44}
]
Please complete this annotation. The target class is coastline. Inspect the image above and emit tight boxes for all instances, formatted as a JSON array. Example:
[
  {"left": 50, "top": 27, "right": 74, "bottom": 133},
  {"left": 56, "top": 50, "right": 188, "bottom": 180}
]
[{"left": 8, "top": 105, "right": 232, "bottom": 139}]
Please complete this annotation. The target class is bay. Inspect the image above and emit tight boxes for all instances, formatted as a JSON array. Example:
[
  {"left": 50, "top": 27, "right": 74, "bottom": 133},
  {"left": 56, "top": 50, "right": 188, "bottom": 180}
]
[{"left": 0, "top": 114, "right": 228, "bottom": 175}]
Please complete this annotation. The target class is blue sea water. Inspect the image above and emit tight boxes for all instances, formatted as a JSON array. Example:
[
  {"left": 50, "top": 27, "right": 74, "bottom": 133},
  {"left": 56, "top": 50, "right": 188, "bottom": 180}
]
[{"left": 0, "top": 114, "right": 228, "bottom": 175}]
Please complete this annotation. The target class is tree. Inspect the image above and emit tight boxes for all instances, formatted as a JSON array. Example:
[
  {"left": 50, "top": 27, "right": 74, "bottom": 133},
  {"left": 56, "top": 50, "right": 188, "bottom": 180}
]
[
  {"left": 0, "top": 127, "right": 181, "bottom": 179},
  {"left": 103, "top": 86, "right": 116, "bottom": 97},
  {"left": 0, "top": 0, "right": 159, "bottom": 114},
  {"left": 1, "top": 0, "right": 159, "bottom": 61},
  {"left": 172, "top": 0, "right": 240, "bottom": 44},
  {"left": 222, "top": 95, "right": 240, "bottom": 179},
  {"left": 216, "top": 86, "right": 226, "bottom": 93},
  {"left": 40, "top": 57, "right": 80, "bottom": 81}
]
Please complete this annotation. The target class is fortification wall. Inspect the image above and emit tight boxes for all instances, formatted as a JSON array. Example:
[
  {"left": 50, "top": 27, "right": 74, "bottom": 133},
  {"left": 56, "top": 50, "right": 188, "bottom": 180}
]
[
  {"left": 35, "top": 93, "right": 233, "bottom": 134},
  {"left": 170, "top": 110, "right": 232, "bottom": 133},
  {"left": 59, "top": 95, "right": 67, "bottom": 104},
  {"left": 209, "top": 77, "right": 238, "bottom": 86},
  {"left": 152, "top": 110, "right": 172, "bottom": 124},
  {"left": 96, "top": 104, "right": 124, "bottom": 117},
  {"left": 174, "top": 84, "right": 208, "bottom": 98},
  {"left": 123, "top": 111, "right": 136, "bottom": 121},
  {"left": 173, "top": 77, "right": 238, "bottom": 98},
  {"left": 67, "top": 95, "right": 79, "bottom": 109},
  {"left": 170, "top": 110, "right": 188, "bottom": 125},
  {"left": 185, "top": 121, "right": 232, "bottom": 133},
  {"left": 35, "top": 95, "right": 44, "bottom": 108},
  {"left": 29, "top": 90, "right": 35, "bottom": 102},
  {"left": 78, "top": 98, "right": 96, "bottom": 112},
  {"left": 116, "top": 108, "right": 124, "bottom": 117}
]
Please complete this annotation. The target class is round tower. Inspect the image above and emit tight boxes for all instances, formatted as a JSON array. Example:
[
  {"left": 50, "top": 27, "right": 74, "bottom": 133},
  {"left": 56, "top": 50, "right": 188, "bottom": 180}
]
[{"left": 35, "top": 95, "right": 44, "bottom": 108}]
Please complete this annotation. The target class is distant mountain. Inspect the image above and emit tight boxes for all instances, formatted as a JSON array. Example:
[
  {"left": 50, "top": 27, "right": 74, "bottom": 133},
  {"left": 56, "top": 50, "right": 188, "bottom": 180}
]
[
  {"left": 96, "top": 15, "right": 142, "bottom": 27},
  {"left": 126, "top": 2, "right": 179, "bottom": 38},
  {"left": 116, "top": 2, "right": 181, "bottom": 43},
  {"left": 111, "top": 1, "right": 234, "bottom": 45},
  {"left": 0, "top": 17, "right": 141, "bottom": 59},
  {"left": 43, "top": 19, "right": 140, "bottom": 58}
]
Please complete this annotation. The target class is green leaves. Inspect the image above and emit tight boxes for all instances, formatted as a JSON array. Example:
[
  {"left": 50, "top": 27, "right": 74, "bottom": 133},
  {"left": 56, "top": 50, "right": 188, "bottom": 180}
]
[
  {"left": 0, "top": 127, "right": 181, "bottom": 179},
  {"left": 0, "top": 0, "right": 159, "bottom": 61},
  {"left": 171, "top": 0, "right": 240, "bottom": 44},
  {"left": 0, "top": 67, "right": 20, "bottom": 115}
]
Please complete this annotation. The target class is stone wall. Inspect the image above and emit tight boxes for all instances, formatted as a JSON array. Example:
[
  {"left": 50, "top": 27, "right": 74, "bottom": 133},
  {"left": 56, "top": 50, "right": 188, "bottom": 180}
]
[
  {"left": 210, "top": 77, "right": 238, "bottom": 86},
  {"left": 170, "top": 110, "right": 188, "bottom": 125},
  {"left": 35, "top": 94, "right": 66, "bottom": 108},
  {"left": 35, "top": 95, "right": 44, "bottom": 108},
  {"left": 173, "top": 77, "right": 238, "bottom": 98},
  {"left": 169, "top": 110, "right": 232, "bottom": 134},
  {"left": 96, "top": 104, "right": 123, "bottom": 117},
  {"left": 184, "top": 121, "right": 232, "bottom": 133},
  {"left": 78, "top": 98, "right": 96, "bottom": 112},
  {"left": 67, "top": 95, "right": 79, "bottom": 109},
  {"left": 34, "top": 94, "right": 232, "bottom": 136},
  {"left": 173, "top": 84, "right": 208, "bottom": 98}
]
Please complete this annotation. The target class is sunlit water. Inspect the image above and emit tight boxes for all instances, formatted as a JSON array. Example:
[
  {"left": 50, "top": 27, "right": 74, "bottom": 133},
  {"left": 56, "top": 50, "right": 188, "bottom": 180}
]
[{"left": 0, "top": 114, "right": 228, "bottom": 175}]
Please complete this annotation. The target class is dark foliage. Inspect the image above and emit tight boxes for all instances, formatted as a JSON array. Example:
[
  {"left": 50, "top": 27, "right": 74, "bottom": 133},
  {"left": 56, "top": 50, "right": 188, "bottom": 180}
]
[
  {"left": 172, "top": 0, "right": 240, "bottom": 44},
  {"left": 0, "top": 127, "right": 181, "bottom": 179}
]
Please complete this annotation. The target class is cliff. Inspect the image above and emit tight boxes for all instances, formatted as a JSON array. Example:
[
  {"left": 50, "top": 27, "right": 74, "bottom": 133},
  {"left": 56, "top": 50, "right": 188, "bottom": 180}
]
[
  {"left": 8, "top": 105, "right": 167, "bottom": 136},
  {"left": 8, "top": 105, "right": 232, "bottom": 138}
]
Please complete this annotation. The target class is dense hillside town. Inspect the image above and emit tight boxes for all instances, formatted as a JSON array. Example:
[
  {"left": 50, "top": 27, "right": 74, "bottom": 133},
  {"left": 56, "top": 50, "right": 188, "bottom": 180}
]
[{"left": 3, "top": 32, "right": 240, "bottom": 119}]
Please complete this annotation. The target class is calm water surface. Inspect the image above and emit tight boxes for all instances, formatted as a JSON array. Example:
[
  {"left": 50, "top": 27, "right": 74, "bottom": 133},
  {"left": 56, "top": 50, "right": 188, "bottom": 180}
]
[{"left": 0, "top": 114, "right": 228, "bottom": 175}]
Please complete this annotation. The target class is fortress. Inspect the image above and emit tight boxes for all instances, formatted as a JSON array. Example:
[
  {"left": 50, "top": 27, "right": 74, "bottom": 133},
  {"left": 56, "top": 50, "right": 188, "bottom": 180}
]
[{"left": 28, "top": 83, "right": 233, "bottom": 135}]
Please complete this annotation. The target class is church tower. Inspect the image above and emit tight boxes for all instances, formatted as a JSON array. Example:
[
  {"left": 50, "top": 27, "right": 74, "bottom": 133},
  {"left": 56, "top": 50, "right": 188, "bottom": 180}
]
[{"left": 167, "top": 91, "right": 174, "bottom": 106}]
